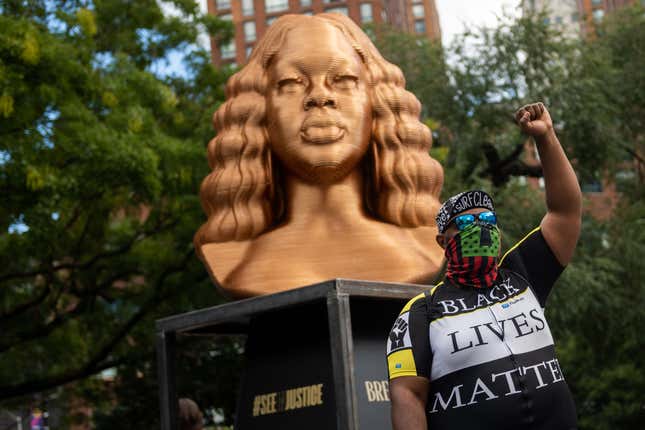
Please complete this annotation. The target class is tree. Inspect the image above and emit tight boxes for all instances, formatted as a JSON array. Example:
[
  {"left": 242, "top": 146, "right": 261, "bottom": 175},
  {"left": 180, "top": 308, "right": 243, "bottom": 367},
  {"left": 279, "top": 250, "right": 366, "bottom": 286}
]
[
  {"left": 0, "top": 0, "right": 233, "bottom": 416},
  {"left": 590, "top": 5, "right": 645, "bottom": 178},
  {"left": 372, "top": 8, "right": 640, "bottom": 185}
]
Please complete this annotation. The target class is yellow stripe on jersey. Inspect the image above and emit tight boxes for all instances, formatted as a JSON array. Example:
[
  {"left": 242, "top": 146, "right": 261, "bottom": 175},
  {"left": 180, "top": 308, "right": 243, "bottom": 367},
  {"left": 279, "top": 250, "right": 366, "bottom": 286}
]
[
  {"left": 387, "top": 348, "right": 418, "bottom": 379},
  {"left": 430, "top": 281, "right": 444, "bottom": 295},
  {"left": 400, "top": 292, "right": 425, "bottom": 314},
  {"left": 401, "top": 283, "right": 442, "bottom": 315},
  {"left": 499, "top": 226, "right": 541, "bottom": 267}
]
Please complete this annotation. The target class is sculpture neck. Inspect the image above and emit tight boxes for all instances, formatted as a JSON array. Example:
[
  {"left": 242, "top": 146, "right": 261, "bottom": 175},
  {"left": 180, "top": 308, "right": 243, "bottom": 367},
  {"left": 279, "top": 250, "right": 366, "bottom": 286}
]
[{"left": 284, "top": 169, "right": 369, "bottom": 228}]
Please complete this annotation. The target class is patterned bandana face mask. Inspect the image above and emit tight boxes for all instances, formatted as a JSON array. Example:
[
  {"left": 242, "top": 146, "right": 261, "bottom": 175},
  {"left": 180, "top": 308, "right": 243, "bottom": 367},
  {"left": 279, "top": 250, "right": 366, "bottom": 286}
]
[{"left": 444, "top": 223, "right": 501, "bottom": 288}]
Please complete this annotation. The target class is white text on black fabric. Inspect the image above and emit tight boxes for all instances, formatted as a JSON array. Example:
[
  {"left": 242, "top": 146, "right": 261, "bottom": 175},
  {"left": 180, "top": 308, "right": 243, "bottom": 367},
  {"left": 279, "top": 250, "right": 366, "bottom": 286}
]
[{"left": 429, "top": 359, "right": 565, "bottom": 413}]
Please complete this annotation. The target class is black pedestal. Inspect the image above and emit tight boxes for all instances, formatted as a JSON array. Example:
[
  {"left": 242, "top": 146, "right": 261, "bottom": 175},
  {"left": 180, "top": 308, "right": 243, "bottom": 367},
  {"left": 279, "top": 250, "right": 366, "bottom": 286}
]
[{"left": 156, "top": 279, "right": 427, "bottom": 430}]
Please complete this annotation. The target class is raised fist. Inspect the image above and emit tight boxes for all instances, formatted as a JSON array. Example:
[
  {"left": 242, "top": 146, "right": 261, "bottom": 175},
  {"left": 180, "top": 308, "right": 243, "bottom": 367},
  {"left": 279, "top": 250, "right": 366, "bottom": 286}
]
[{"left": 515, "top": 102, "right": 553, "bottom": 137}]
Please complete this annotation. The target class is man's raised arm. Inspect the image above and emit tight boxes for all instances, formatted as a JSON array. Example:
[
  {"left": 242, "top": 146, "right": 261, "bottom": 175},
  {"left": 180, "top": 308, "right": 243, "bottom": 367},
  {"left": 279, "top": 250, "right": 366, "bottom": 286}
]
[{"left": 515, "top": 102, "right": 583, "bottom": 265}]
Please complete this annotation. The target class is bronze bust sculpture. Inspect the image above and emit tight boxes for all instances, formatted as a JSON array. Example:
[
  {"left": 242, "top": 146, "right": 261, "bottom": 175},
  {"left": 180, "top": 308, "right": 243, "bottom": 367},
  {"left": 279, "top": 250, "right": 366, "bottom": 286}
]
[{"left": 195, "top": 13, "right": 445, "bottom": 298}]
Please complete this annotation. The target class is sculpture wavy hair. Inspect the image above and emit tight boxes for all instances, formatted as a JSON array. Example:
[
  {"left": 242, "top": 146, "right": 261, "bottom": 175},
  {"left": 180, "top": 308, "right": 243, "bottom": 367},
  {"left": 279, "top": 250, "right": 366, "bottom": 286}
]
[{"left": 195, "top": 13, "right": 443, "bottom": 246}]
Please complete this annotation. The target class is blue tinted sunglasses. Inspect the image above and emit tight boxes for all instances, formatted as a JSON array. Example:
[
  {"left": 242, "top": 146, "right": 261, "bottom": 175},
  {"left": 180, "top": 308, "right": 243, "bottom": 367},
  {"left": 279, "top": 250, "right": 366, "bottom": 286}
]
[{"left": 452, "top": 211, "right": 497, "bottom": 231}]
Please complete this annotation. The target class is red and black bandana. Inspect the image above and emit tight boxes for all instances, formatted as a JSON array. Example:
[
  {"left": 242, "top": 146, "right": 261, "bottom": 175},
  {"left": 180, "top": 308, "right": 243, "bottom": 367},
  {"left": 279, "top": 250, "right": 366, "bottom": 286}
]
[{"left": 444, "top": 225, "right": 501, "bottom": 289}]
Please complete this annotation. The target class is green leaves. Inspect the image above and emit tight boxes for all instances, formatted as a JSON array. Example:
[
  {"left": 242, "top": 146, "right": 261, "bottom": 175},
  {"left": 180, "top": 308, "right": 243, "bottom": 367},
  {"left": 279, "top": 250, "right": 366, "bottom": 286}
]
[
  {"left": 0, "top": 0, "right": 233, "bottom": 417},
  {"left": 372, "top": 7, "right": 643, "bottom": 184},
  {"left": 76, "top": 8, "right": 98, "bottom": 37},
  {"left": 200, "top": 14, "right": 234, "bottom": 41},
  {"left": 0, "top": 94, "right": 14, "bottom": 117},
  {"left": 20, "top": 30, "right": 40, "bottom": 64}
]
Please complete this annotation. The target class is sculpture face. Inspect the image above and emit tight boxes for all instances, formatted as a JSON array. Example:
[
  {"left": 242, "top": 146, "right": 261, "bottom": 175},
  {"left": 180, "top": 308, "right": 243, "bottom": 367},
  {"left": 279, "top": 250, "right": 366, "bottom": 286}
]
[
  {"left": 195, "top": 14, "right": 445, "bottom": 298},
  {"left": 266, "top": 21, "right": 372, "bottom": 184}
]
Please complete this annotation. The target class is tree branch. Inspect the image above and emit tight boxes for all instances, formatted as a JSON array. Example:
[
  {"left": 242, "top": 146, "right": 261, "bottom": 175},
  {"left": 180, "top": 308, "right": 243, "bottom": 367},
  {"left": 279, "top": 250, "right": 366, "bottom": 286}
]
[
  {"left": 0, "top": 235, "right": 141, "bottom": 283},
  {"left": 0, "top": 216, "right": 179, "bottom": 284},
  {"left": 0, "top": 269, "right": 143, "bottom": 353},
  {"left": 618, "top": 143, "right": 644, "bottom": 167},
  {"left": 0, "top": 300, "right": 83, "bottom": 353},
  {"left": 0, "top": 285, "right": 51, "bottom": 323},
  {"left": 0, "top": 356, "right": 133, "bottom": 401},
  {"left": 0, "top": 297, "right": 158, "bottom": 400},
  {"left": 0, "top": 248, "right": 196, "bottom": 400}
]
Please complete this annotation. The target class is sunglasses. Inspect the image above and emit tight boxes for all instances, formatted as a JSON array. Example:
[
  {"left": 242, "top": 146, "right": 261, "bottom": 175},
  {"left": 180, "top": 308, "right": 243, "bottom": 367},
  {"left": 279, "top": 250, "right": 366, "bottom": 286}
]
[{"left": 452, "top": 211, "right": 497, "bottom": 231}]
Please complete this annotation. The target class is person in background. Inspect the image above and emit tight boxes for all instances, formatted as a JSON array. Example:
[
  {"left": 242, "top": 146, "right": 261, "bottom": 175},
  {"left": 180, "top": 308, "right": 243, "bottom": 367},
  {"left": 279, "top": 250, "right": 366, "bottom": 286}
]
[{"left": 178, "top": 398, "right": 203, "bottom": 430}]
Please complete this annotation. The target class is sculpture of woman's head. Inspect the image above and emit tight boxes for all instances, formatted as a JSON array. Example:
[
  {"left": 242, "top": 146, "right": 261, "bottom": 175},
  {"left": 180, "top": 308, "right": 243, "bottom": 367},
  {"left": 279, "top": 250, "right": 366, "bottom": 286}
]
[{"left": 195, "top": 13, "right": 443, "bottom": 246}]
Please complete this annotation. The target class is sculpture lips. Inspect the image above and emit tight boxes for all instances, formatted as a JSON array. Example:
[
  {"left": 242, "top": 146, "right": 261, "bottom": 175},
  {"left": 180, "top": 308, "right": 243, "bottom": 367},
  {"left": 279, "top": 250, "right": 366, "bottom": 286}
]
[
  {"left": 301, "top": 118, "right": 346, "bottom": 144},
  {"left": 301, "top": 126, "right": 345, "bottom": 144}
]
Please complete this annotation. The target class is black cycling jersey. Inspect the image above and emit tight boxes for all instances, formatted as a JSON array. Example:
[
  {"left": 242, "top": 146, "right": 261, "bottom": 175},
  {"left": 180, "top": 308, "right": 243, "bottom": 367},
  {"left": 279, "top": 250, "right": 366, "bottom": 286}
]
[{"left": 386, "top": 227, "right": 577, "bottom": 430}]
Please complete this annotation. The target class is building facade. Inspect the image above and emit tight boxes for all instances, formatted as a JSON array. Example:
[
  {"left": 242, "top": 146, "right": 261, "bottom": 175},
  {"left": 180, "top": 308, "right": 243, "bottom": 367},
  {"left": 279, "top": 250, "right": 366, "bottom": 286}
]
[
  {"left": 207, "top": 0, "right": 441, "bottom": 66},
  {"left": 523, "top": 0, "right": 581, "bottom": 38},
  {"left": 578, "top": 0, "right": 641, "bottom": 36},
  {"left": 523, "top": 0, "right": 641, "bottom": 38}
]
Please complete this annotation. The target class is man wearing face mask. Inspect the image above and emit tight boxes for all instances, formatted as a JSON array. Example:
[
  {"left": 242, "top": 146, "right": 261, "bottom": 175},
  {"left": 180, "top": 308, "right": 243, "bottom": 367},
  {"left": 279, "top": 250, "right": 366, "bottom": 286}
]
[{"left": 386, "top": 102, "right": 582, "bottom": 430}]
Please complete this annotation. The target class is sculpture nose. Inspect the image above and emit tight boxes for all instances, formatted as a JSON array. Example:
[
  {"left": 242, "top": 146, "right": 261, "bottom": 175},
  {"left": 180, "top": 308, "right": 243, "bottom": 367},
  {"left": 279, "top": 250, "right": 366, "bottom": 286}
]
[{"left": 304, "top": 86, "right": 336, "bottom": 110}]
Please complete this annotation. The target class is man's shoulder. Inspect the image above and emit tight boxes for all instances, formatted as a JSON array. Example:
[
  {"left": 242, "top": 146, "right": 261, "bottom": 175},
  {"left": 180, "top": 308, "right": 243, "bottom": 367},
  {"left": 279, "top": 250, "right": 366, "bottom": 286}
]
[
  {"left": 398, "top": 283, "right": 444, "bottom": 315},
  {"left": 398, "top": 292, "right": 426, "bottom": 315},
  {"left": 499, "top": 226, "right": 543, "bottom": 267}
]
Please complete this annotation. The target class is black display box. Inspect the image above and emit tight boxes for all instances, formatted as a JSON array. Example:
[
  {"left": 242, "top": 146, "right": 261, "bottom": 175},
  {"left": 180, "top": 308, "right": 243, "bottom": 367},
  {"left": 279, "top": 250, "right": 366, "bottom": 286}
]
[{"left": 156, "top": 279, "right": 427, "bottom": 430}]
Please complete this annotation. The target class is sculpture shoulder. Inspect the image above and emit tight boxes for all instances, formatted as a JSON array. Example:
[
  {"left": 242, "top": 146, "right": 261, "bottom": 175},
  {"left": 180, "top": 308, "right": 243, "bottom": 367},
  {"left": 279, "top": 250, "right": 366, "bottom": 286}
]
[
  {"left": 201, "top": 221, "right": 443, "bottom": 298},
  {"left": 233, "top": 221, "right": 442, "bottom": 286},
  {"left": 197, "top": 240, "right": 252, "bottom": 288}
]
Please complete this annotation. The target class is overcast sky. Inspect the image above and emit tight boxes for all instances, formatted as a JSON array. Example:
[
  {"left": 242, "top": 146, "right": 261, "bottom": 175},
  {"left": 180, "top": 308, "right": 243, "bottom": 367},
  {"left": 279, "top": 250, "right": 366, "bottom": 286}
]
[{"left": 436, "top": 0, "right": 522, "bottom": 47}]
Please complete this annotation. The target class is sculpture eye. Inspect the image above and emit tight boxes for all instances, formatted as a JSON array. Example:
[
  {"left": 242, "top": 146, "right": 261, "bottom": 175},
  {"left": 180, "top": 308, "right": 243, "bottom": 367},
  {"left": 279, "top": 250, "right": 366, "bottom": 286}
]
[
  {"left": 278, "top": 77, "right": 305, "bottom": 93},
  {"left": 333, "top": 75, "right": 358, "bottom": 90}
]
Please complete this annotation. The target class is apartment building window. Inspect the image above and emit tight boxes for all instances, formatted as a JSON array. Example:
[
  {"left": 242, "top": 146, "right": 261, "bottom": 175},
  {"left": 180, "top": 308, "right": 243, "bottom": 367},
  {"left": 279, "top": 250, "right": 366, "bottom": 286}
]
[
  {"left": 246, "top": 45, "right": 254, "bottom": 58},
  {"left": 216, "top": 0, "right": 231, "bottom": 10},
  {"left": 326, "top": 6, "right": 348, "bottom": 15},
  {"left": 267, "top": 16, "right": 278, "bottom": 26},
  {"left": 301, "top": 0, "right": 312, "bottom": 7},
  {"left": 242, "top": 0, "right": 254, "bottom": 15},
  {"left": 591, "top": 0, "right": 602, "bottom": 5},
  {"left": 581, "top": 180, "right": 602, "bottom": 193},
  {"left": 593, "top": 9, "right": 604, "bottom": 22},
  {"left": 265, "top": 0, "right": 289, "bottom": 13},
  {"left": 220, "top": 41, "right": 236, "bottom": 59},
  {"left": 244, "top": 21, "right": 256, "bottom": 42},
  {"left": 412, "top": 4, "right": 424, "bottom": 18},
  {"left": 360, "top": 3, "right": 373, "bottom": 22},
  {"left": 219, "top": 13, "right": 232, "bottom": 21},
  {"left": 414, "top": 19, "right": 425, "bottom": 34}
]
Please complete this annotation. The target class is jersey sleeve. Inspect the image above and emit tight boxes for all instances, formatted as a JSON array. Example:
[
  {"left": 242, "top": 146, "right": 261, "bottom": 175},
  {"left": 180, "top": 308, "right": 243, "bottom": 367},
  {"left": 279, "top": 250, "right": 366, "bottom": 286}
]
[
  {"left": 499, "top": 226, "right": 564, "bottom": 307},
  {"left": 386, "top": 292, "right": 431, "bottom": 380}
]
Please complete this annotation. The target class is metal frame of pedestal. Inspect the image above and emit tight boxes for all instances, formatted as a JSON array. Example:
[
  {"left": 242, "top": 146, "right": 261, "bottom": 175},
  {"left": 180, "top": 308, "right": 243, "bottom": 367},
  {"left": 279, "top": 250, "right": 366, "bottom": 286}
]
[{"left": 156, "top": 279, "right": 426, "bottom": 430}]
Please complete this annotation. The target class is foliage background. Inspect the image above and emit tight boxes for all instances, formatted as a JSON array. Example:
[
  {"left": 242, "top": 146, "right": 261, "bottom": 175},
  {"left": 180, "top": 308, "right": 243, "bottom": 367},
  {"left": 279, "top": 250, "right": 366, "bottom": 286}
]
[{"left": 0, "top": 1, "right": 643, "bottom": 428}]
